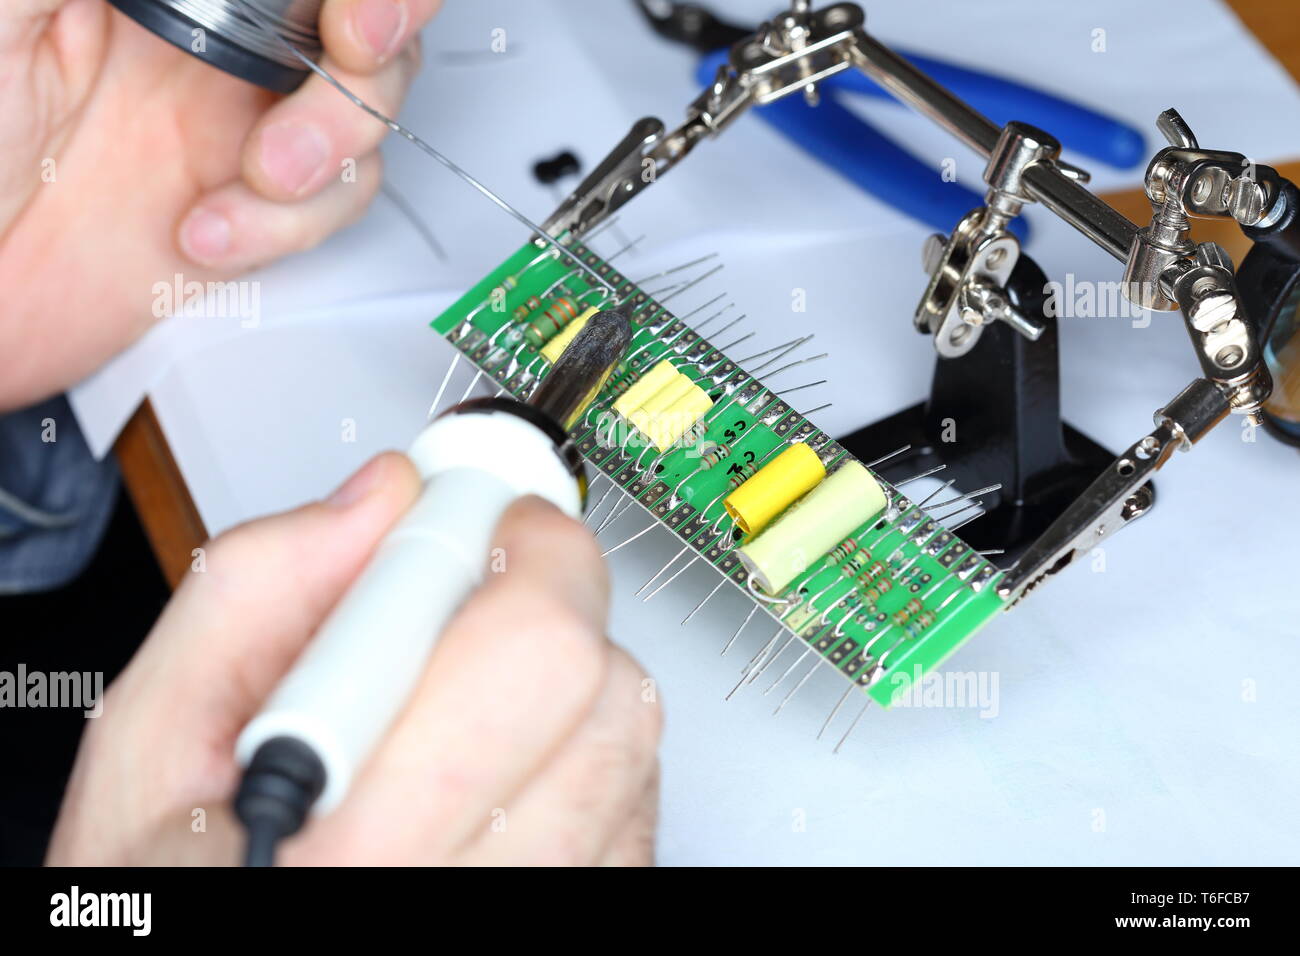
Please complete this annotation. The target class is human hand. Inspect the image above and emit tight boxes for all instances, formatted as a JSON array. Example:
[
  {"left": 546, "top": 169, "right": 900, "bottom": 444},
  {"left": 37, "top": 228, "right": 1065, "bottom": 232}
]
[
  {"left": 46, "top": 452, "right": 662, "bottom": 865},
  {"left": 0, "top": 1, "right": 440, "bottom": 409}
]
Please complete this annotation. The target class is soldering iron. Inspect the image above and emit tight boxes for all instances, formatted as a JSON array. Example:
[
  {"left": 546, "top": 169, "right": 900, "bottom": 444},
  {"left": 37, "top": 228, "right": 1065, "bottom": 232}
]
[{"left": 233, "top": 307, "right": 632, "bottom": 866}]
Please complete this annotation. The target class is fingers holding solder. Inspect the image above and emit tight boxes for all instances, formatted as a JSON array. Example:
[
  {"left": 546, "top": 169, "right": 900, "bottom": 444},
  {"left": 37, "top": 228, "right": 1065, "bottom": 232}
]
[
  {"left": 178, "top": 151, "right": 383, "bottom": 271},
  {"left": 319, "top": 0, "right": 443, "bottom": 74},
  {"left": 238, "top": 44, "right": 421, "bottom": 203}
]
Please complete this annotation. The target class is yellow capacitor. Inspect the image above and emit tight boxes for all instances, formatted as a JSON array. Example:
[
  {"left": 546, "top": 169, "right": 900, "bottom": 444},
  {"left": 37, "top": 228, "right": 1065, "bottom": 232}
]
[
  {"left": 540, "top": 306, "right": 598, "bottom": 362},
  {"left": 643, "top": 372, "right": 696, "bottom": 416},
  {"left": 624, "top": 371, "right": 696, "bottom": 439},
  {"left": 613, "top": 360, "right": 677, "bottom": 417},
  {"left": 723, "top": 442, "right": 826, "bottom": 536},
  {"left": 738, "top": 461, "right": 886, "bottom": 595},
  {"left": 645, "top": 384, "right": 713, "bottom": 450},
  {"left": 626, "top": 373, "right": 683, "bottom": 436}
]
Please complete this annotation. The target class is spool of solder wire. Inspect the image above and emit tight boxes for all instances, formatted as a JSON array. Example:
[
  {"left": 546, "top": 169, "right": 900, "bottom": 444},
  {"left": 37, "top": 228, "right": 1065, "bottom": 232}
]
[
  {"left": 724, "top": 442, "right": 826, "bottom": 536},
  {"left": 108, "top": 0, "right": 322, "bottom": 93},
  {"left": 738, "top": 461, "right": 886, "bottom": 595}
]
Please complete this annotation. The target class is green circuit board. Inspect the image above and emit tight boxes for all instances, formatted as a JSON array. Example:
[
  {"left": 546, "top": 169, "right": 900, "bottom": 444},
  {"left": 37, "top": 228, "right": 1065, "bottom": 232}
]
[{"left": 432, "top": 238, "right": 1008, "bottom": 708}]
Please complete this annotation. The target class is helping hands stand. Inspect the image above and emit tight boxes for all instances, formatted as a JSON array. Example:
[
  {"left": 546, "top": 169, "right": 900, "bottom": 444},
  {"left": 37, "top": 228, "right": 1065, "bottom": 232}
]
[{"left": 838, "top": 254, "right": 1120, "bottom": 564}]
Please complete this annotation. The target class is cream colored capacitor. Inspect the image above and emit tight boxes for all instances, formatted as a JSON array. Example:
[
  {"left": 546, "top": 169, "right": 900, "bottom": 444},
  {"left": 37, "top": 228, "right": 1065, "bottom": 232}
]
[
  {"left": 645, "top": 385, "right": 713, "bottom": 451},
  {"left": 724, "top": 442, "right": 826, "bottom": 536},
  {"left": 631, "top": 371, "right": 695, "bottom": 420},
  {"left": 737, "top": 460, "right": 886, "bottom": 595},
  {"left": 629, "top": 372, "right": 693, "bottom": 439},
  {"left": 613, "top": 360, "right": 678, "bottom": 418}
]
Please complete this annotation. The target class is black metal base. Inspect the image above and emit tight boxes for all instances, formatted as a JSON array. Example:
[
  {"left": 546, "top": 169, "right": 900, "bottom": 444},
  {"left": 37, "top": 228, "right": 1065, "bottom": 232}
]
[
  {"left": 839, "top": 254, "right": 1135, "bottom": 565},
  {"left": 840, "top": 401, "right": 1118, "bottom": 564},
  {"left": 109, "top": 0, "right": 308, "bottom": 94}
]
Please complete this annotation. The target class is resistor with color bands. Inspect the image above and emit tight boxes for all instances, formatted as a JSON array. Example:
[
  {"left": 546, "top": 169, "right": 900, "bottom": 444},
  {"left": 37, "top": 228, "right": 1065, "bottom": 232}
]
[
  {"left": 485, "top": 274, "right": 518, "bottom": 302},
  {"left": 737, "top": 461, "right": 887, "bottom": 595},
  {"left": 905, "top": 610, "right": 937, "bottom": 638},
  {"left": 892, "top": 598, "right": 923, "bottom": 626},
  {"left": 701, "top": 444, "right": 731, "bottom": 467},
  {"left": 726, "top": 461, "right": 761, "bottom": 489},
  {"left": 856, "top": 561, "right": 887, "bottom": 586},
  {"left": 524, "top": 297, "right": 580, "bottom": 346},
  {"left": 861, "top": 577, "right": 893, "bottom": 605},
  {"left": 827, "top": 537, "right": 859, "bottom": 565},
  {"left": 842, "top": 550, "right": 872, "bottom": 575},
  {"left": 724, "top": 442, "right": 826, "bottom": 537},
  {"left": 837, "top": 548, "right": 868, "bottom": 580},
  {"left": 681, "top": 420, "right": 709, "bottom": 448},
  {"left": 512, "top": 295, "right": 542, "bottom": 321}
]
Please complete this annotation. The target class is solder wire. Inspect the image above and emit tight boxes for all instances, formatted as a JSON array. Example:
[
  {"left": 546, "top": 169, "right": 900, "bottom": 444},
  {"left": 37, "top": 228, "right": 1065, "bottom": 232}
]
[
  {"left": 464, "top": 234, "right": 602, "bottom": 329},
  {"left": 164, "top": 0, "right": 322, "bottom": 67},
  {"left": 229, "top": 0, "right": 615, "bottom": 294}
]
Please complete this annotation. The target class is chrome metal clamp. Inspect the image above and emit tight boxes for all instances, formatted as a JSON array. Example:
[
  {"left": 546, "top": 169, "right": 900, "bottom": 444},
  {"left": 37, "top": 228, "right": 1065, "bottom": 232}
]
[
  {"left": 1123, "top": 109, "right": 1277, "bottom": 421},
  {"left": 914, "top": 122, "right": 1087, "bottom": 357},
  {"left": 998, "top": 377, "right": 1231, "bottom": 604},
  {"left": 543, "top": 1, "right": 864, "bottom": 238}
]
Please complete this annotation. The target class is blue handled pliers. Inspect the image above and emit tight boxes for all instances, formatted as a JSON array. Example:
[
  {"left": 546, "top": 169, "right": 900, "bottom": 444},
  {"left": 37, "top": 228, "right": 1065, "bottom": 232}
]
[{"left": 639, "top": 1, "right": 1145, "bottom": 243}]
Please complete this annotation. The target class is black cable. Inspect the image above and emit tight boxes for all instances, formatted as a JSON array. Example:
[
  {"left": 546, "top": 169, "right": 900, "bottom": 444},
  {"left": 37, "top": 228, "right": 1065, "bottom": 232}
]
[
  {"left": 243, "top": 817, "right": 282, "bottom": 868},
  {"left": 234, "top": 736, "right": 327, "bottom": 868}
]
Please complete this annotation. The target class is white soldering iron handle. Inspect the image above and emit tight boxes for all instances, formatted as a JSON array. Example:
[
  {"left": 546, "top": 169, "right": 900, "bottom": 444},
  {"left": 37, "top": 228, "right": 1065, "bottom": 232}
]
[{"left": 235, "top": 405, "right": 583, "bottom": 814}]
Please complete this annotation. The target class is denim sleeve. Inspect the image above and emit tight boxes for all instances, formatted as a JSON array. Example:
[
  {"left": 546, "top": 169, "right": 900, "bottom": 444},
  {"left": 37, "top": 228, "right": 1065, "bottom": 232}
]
[{"left": 0, "top": 395, "right": 119, "bottom": 594}]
